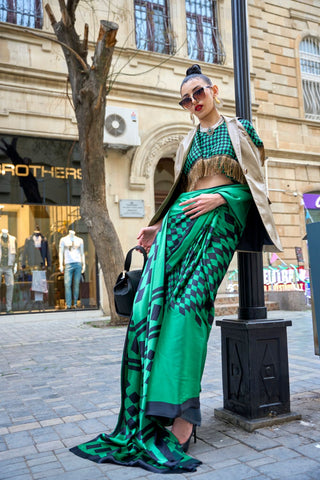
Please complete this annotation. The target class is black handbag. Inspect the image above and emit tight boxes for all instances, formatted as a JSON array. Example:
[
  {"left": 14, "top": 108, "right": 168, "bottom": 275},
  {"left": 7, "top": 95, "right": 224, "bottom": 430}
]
[{"left": 113, "top": 245, "right": 148, "bottom": 317}]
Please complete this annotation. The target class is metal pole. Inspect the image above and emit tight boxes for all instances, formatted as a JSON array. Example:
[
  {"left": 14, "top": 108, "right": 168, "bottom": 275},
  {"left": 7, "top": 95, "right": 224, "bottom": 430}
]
[
  {"left": 231, "top": 0, "right": 267, "bottom": 320},
  {"left": 215, "top": 0, "right": 296, "bottom": 428}
]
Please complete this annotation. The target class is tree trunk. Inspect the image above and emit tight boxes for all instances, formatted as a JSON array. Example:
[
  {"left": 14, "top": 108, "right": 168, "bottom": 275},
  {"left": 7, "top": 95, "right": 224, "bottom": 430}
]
[{"left": 45, "top": 2, "right": 125, "bottom": 323}]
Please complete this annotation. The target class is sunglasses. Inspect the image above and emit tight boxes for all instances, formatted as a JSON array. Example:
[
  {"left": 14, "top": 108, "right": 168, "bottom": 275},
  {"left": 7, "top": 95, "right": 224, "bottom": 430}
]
[{"left": 179, "top": 86, "right": 212, "bottom": 109}]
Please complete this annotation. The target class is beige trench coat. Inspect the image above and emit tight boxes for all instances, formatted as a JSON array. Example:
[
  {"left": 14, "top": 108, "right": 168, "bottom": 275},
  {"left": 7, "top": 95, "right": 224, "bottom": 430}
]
[{"left": 150, "top": 116, "right": 282, "bottom": 253}]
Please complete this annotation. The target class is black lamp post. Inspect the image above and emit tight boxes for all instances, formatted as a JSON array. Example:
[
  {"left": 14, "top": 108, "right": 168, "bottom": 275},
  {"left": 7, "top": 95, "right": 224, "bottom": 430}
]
[
  {"left": 215, "top": 0, "right": 300, "bottom": 430},
  {"left": 232, "top": 0, "right": 266, "bottom": 322}
]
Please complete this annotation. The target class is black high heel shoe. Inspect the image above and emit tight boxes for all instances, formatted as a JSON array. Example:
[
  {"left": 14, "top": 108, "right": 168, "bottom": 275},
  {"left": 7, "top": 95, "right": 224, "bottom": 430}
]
[{"left": 180, "top": 425, "right": 197, "bottom": 453}]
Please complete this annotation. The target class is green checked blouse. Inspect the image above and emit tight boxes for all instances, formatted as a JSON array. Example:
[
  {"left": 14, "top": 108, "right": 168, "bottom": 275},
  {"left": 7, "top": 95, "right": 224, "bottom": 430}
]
[{"left": 182, "top": 118, "right": 264, "bottom": 191}]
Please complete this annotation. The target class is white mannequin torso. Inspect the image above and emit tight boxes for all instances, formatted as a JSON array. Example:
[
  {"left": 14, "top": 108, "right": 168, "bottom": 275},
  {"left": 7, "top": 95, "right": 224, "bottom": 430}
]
[{"left": 59, "top": 231, "right": 85, "bottom": 273}]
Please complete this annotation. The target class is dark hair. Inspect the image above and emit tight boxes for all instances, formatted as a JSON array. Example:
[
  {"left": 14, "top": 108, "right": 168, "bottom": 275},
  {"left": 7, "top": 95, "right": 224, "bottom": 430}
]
[{"left": 180, "top": 64, "right": 212, "bottom": 90}]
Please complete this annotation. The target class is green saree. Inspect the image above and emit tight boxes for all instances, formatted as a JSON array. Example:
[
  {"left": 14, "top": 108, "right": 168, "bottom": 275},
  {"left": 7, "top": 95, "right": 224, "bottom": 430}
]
[{"left": 70, "top": 184, "right": 252, "bottom": 474}]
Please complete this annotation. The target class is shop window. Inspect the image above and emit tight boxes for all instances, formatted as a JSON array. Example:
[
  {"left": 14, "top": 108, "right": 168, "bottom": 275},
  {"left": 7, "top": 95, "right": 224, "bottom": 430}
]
[
  {"left": 0, "top": 0, "right": 43, "bottom": 28},
  {"left": 0, "top": 135, "right": 98, "bottom": 314},
  {"left": 134, "top": 0, "right": 174, "bottom": 54},
  {"left": 0, "top": 205, "right": 98, "bottom": 313},
  {"left": 299, "top": 36, "right": 320, "bottom": 121},
  {"left": 186, "top": 0, "right": 225, "bottom": 64},
  {"left": 154, "top": 157, "right": 174, "bottom": 212}
]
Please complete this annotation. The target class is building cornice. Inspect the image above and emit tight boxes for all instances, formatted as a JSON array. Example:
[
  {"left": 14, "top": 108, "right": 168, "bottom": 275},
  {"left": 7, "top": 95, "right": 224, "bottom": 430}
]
[
  {"left": 257, "top": 112, "right": 320, "bottom": 129},
  {"left": 266, "top": 150, "right": 320, "bottom": 163},
  {"left": 289, "top": 8, "right": 320, "bottom": 24}
]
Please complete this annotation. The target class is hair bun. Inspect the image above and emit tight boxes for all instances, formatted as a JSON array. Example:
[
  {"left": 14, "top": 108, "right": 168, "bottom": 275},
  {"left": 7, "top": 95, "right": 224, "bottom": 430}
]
[{"left": 186, "top": 64, "right": 202, "bottom": 76}]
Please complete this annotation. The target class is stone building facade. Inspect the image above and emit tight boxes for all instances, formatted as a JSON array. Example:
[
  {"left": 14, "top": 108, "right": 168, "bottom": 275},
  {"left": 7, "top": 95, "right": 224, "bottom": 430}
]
[
  {"left": 249, "top": 0, "right": 320, "bottom": 268},
  {"left": 0, "top": 0, "right": 319, "bottom": 313}
]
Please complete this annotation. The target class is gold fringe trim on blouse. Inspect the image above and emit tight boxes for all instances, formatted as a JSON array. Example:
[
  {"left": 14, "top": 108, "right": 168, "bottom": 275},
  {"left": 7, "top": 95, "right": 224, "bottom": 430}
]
[{"left": 186, "top": 155, "right": 246, "bottom": 191}]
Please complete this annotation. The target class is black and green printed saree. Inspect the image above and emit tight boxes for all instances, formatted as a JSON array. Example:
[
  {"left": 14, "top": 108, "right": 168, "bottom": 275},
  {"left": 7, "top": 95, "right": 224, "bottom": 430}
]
[{"left": 70, "top": 183, "right": 252, "bottom": 474}]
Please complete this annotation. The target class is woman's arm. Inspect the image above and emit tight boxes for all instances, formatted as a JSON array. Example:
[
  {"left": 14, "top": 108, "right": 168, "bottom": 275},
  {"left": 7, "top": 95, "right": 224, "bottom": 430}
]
[{"left": 179, "top": 193, "right": 227, "bottom": 219}]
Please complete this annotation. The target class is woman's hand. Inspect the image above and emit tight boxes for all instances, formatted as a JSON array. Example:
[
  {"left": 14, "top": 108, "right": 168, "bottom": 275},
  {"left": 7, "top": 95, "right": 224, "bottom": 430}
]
[
  {"left": 137, "top": 222, "right": 162, "bottom": 254},
  {"left": 179, "top": 193, "right": 227, "bottom": 219}
]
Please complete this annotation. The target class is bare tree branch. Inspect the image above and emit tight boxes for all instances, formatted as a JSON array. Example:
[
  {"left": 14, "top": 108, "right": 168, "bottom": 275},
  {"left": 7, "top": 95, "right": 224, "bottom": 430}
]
[
  {"left": 45, "top": 3, "right": 57, "bottom": 25},
  {"left": 58, "top": 0, "right": 70, "bottom": 27},
  {"left": 23, "top": 29, "right": 89, "bottom": 72},
  {"left": 83, "top": 23, "right": 89, "bottom": 58},
  {"left": 67, "top": 0, "right": 80, "bottom": 24},
  {"left": 93, "top": 20, "right": 118, "bottom": 77},
  {"left": 92, "top": 20, "right": 118, "bottom": 110}
]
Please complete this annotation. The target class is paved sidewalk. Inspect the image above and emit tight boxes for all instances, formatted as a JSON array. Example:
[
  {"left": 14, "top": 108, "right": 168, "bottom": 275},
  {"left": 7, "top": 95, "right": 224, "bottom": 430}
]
[{"left": 0, "top": 309, "right": 319, "bottom": 480}]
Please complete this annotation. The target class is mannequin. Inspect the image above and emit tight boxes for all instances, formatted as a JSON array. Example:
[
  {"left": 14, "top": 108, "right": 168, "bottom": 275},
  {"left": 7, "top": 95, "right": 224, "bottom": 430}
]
[
  {"left": 22, "top": 226, "right": 50, "bottom": 268},
  {"left": 59, "top": 230, "right": 85, "bottom": 309},
  {"left": 0, "top": 228, "right": 16, "bottom": 313}
]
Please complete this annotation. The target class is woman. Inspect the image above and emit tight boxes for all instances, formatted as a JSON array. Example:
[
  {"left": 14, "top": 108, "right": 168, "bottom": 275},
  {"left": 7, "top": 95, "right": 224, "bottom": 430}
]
[{"left": 70, "top": 65, "right": 281, "bottom": 474}]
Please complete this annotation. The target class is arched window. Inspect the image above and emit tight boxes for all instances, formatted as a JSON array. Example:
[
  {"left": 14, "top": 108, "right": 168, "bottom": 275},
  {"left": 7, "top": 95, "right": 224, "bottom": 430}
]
[
  {"left": 299, "top": 36, "right": 320, "bottom": 121},
  {"left": 154, "top": 157, "right": 174, "bottom": 212}
]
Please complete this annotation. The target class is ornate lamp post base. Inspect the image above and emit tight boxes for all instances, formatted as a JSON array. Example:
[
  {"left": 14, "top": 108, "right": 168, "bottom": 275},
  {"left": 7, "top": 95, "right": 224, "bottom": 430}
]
[
  {"left": 215, "top": 318, "right": 301, "bottom": 431},
  {"left": 214, "top": 407, "right": 301, "bottom": 433}
]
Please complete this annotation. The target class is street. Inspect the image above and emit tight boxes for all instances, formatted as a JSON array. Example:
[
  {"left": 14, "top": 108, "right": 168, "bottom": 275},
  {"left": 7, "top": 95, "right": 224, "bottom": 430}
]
[{"left": 0, "top": 309, "right": 319, "bottom": 480}]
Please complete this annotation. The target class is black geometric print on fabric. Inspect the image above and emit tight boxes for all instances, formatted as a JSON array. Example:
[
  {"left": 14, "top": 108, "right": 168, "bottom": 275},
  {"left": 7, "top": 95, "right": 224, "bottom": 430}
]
[
  {"left": 164, "top": 207, "right": 240, "bottom": 323},
  {"left": 131, "top": 336, "right": 139, "bottom": 355},
  {"left": 86, "top": 442, "right": 101, "bottom": 449},
  {"left": 139, "top": 341, "right": 145, "bottom": 359},
  {"left": 126, "top": 418, "right": 136, "bottom": 430},
  {"left": 166, "top": 213, "right": 195, "bottom": 262},
  {"left": 147, "top": 266, "right": 153, "bottom": 283},
  {"left": 136, "top": 285, "right": 146, "bottom": 303},
  {"left": 150, "top": 287, "right": 164, "bottom": 303},
  {"left": 129, "top": 392, "right": 140, "bottom": 404},
  {"left": 147, "top": 350, "right": 155, "bottom": 360},
  {"left": 153, "top": 243, "right": 159, "bottom": 260},
  {"left": 148, "top": 325, "right": 161, "bottom": 335},
  {"left": 127, "top": 405, "right": 139, "bottom": 417},
  {"left": 93, "top": 447, "right": 109, "bottom": 453},
  {"left": 151, "top": 304, "right": 161, "bottom": 321},
  {"left": 127, "top": 364, "right": 140, "bottom": 372},
  {"left": 134, "top": 317, "right": 147, "bottom": 331}
]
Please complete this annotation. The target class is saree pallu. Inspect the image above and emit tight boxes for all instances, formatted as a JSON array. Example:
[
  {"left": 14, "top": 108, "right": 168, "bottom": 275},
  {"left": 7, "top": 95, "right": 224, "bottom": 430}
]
[{"left": 70, "top": 184, "right": 252, "bottom": 474}]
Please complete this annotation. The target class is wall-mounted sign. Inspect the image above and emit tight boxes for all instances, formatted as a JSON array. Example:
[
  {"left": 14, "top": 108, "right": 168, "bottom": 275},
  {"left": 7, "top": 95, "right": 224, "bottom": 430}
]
[
  {"left": 303, "top": 193, "right": 320, "bottom": 209},
  {"left": 119, "top": 199, "right": 144, "bottom": 218},
  {"left": 0, "top": 163, "right": 82, "bottom": 179}
]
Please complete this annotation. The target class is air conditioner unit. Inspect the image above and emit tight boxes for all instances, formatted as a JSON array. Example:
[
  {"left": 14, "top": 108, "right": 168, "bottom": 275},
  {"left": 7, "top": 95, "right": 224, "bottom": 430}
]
[{"left": 103, "top": 106, "right": 141, "bottom": 149}]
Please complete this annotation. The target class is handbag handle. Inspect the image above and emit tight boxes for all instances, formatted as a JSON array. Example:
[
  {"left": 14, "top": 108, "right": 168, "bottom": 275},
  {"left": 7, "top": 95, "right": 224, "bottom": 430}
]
[{"left": 124, "top": 245, "right": 147, "bottom": 273}]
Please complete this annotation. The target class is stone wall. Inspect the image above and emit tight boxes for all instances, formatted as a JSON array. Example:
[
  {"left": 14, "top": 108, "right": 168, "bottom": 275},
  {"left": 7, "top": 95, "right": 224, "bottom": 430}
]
[{"left": 249, "top": 0, "right": 320, "bottom": 266}]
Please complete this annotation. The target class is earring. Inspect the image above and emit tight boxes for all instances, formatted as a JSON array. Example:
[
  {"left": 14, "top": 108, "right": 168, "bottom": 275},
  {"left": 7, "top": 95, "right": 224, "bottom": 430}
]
[
  {"left": 214, "top": 96, "right": 221, "bottom": 105},
  {"left": 190, "top": 113, "right": 195, "bottom": 125}
]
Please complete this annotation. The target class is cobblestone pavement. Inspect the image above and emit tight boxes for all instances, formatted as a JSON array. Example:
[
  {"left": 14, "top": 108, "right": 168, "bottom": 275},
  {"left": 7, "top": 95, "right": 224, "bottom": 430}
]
[{"left": 0, "top": 309, "right": 319, "bottom": 480}]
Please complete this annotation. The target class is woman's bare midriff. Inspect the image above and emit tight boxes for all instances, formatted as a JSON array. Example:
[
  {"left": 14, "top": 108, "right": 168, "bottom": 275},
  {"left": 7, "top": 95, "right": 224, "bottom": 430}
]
[{"left": 191, "top": 174, "right": 235, "bottom": 191}]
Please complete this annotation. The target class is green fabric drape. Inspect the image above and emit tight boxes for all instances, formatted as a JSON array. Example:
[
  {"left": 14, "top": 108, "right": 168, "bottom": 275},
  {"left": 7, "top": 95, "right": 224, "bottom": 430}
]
[{"left": 70, "top": 184, "right": 252, "bottom": 474}]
